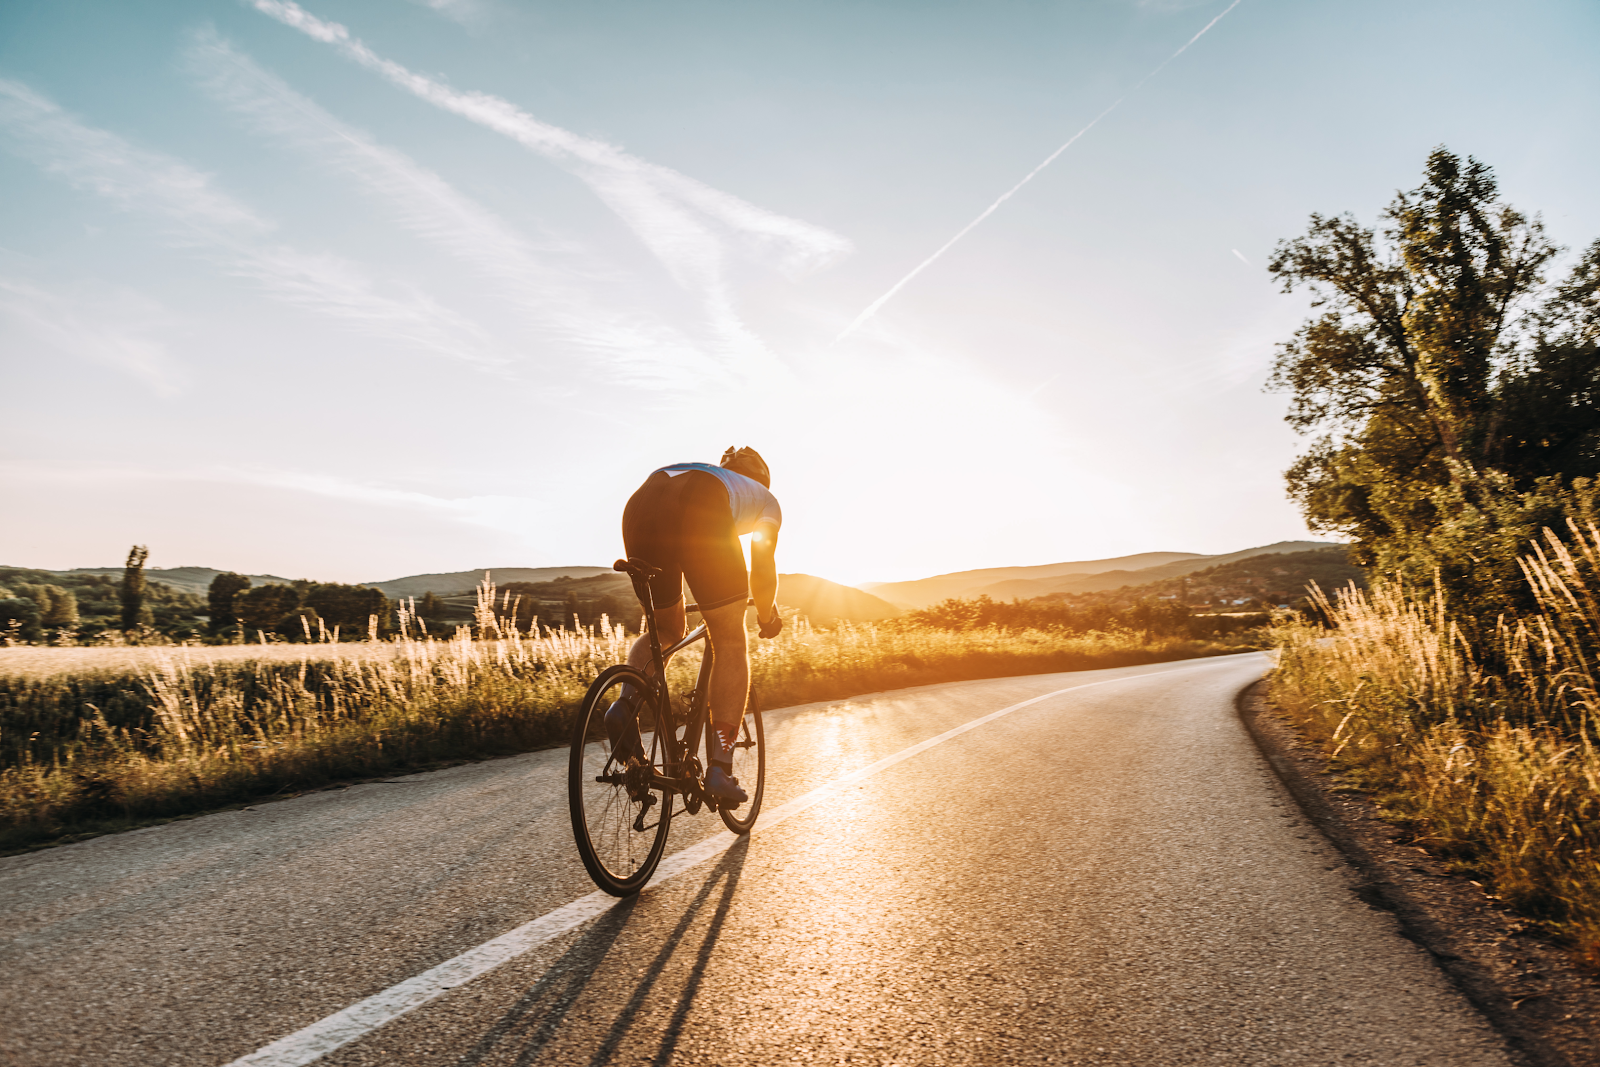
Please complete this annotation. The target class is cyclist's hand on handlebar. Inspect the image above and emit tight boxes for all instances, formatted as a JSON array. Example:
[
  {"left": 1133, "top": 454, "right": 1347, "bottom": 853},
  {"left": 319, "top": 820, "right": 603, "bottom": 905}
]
[{"left": 758, "top": 608, "right": 782, "bottom": 639}]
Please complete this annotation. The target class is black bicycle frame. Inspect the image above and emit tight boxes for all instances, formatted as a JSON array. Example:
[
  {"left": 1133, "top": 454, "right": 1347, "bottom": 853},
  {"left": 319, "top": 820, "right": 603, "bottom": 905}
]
[{"left": 618, "top": 560, "right": 720, "bottom": 810}]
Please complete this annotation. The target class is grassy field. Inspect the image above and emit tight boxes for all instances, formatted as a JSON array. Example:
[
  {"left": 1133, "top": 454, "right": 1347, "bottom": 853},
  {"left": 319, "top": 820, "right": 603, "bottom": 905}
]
[
  {"left": 0, "top": 590, "right": 1253, "bottom": 852},
  {"left": 1270, "top": 522, "right": 1600, "bottom": 967}
]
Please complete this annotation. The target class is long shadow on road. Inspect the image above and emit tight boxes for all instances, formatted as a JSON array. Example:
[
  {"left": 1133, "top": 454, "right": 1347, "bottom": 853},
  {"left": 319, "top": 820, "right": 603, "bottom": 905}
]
[{"left": 454, "top": 839, "right": 749, "bottom": 1067}]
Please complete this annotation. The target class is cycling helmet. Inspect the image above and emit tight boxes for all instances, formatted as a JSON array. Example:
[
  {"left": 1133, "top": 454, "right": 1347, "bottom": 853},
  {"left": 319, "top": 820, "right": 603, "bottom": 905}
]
[{"left": 720, "top": 446, "right": 770, "bottom": 488}]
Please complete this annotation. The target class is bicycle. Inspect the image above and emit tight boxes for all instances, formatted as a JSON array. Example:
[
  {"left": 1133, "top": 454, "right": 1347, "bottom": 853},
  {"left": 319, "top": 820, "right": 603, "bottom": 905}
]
[{"left": 567, "top": 557, "right": 766, "bottom": 896}]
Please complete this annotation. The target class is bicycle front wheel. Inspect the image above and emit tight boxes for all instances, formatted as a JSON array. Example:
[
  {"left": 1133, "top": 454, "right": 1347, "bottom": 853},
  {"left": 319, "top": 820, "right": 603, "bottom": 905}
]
[
  {"left": 569, "top": 665, "right": 673, "bottom": 896},
  {"left": 716, "top": 708, "right": 765, "bottom": 834}
]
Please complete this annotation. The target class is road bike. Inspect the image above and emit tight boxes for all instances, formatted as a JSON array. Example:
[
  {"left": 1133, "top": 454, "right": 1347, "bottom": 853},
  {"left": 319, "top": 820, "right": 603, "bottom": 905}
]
[{"left": 567, "top": 558, "right": 766, "bottom": 896}]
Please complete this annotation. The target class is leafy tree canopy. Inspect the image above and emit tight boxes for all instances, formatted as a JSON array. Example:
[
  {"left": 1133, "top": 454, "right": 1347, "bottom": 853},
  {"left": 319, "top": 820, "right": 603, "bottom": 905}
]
[
  {"left": 302, "top": 583, "right": 387, "bottom": 629},
  {"left": 1268, "top": 148, "right": 1600, "bottom": 616},
  {"left": 207, "top": 572, "right": 251, "bottom": 630},
  {"left": 236, "top": 583, "right": 302, "bottom": 632}
]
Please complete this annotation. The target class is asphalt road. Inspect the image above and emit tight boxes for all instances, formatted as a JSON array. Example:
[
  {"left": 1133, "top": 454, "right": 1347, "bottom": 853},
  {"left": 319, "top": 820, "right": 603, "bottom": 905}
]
[{"left": 1, "top": 653, "right": 1515, "bottom": 1067}]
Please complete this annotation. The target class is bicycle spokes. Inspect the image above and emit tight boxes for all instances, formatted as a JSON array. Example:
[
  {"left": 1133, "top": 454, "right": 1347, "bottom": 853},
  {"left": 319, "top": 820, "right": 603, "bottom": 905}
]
[{"left": 569, "top": 665, "right": 673, "bottom": 895}]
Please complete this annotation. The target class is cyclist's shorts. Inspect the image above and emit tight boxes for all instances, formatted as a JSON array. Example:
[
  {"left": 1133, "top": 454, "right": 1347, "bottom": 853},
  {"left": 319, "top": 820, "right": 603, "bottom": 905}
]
[{"left": 621, "top": 469, "right": 748, "bottom": 612}]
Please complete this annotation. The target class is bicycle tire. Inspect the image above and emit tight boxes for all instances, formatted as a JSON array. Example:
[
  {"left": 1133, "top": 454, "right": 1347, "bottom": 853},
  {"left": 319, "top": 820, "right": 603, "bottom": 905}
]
[
  {"left": 569, "top": 664, "right": 673, "bottom": 895},
  {"left": 715, "top": 708, "right": 765, "bottom": 834}
]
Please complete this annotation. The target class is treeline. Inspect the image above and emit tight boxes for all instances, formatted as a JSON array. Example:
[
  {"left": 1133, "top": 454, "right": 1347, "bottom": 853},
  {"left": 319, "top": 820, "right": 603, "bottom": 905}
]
[
  {"left": 497, "top": 575, "right": 632, "bottom": 631},
  {"left": 0, "top": 548, "right": 649, "bottom": 646},
  {"left": 206, "top": 571, "right": 393, "bottom": 641},
  {"left": 0, "top": 560, "right": 205, "bottom": 642},
  {"left": 400, "top": 575, "right": 635, "bottom": 633},
  {"left": 904, "top": 595, "right": 1266, "bottom": 640}
]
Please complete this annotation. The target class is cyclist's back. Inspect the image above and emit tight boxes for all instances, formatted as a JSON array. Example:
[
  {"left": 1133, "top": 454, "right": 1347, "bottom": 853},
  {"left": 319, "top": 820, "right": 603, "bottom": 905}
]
[{"left": 614, "top": 447, "right": 783, "bottom": 806}]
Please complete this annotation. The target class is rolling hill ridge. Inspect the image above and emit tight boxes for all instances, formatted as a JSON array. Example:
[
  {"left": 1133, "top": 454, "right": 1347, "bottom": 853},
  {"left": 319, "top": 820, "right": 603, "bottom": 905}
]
[{"left": 862, "top": 541, "right": 1336, "bottom": 608}]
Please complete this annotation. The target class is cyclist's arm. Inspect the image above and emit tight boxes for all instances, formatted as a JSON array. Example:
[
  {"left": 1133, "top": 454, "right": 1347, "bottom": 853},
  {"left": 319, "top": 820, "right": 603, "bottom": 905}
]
[{"left": 750, "top": 522, "right": 779, "bottom": 623}]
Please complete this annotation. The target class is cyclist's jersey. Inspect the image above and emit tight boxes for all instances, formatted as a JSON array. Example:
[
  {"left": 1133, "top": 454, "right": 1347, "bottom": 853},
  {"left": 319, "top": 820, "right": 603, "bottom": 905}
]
[{"left": 656, "top": 463, "right": 782, "bottom": 536}]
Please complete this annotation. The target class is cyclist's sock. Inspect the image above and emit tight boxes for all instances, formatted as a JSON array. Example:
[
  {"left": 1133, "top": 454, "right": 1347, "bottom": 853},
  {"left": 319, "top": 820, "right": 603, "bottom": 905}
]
[{"left": 709, "top": 721, "right": 739, "bottom": 763}]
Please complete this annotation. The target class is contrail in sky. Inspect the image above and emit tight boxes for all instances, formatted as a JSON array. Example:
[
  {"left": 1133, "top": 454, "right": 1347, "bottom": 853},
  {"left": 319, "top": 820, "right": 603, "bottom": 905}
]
[{"left": 833, "top": 0, "right": 1245, "bottom": 344}]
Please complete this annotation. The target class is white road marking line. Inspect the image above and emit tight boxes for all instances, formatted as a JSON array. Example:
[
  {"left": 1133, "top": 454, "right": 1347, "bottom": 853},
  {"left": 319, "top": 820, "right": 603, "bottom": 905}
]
[{"left": 223, "top": 656, "right": 1255, "bottom": 1066}]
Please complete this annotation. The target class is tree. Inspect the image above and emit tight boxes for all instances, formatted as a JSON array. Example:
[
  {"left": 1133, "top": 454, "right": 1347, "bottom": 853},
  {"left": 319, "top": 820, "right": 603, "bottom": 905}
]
[
  {"left": 303, "top": 583, "right": 387, "bottom": 630},
  {"left": 595, "top": 594, "right": 626, "bottom": 627},
  {"left": 119, "top": 545, "right": 150, "bottom": 634},
  {"left": 17, "top": 584, "right": 78, "bottom": 629},
  {"left": 43, "top": 585, "right": 78, "bottom": 628},
  {"left": 208, "top": 572, "right": 251, "bottom": 631},
  {"left": 418, "top": 591, "right": 446, "bottom": 620},
  {"left": 0, "top": 595, "right": 40, "bottom": 641},
  {"left": 277, "top": 606, "right": 322, "bottom": 642},
  {"left": 563, "top": 591, "right": 581, "bottom": 630},
  {"left": 236, "top": 583, "right": 301, "bottom": 632},
  {"left": 1268, "top": 148, "right": 1600, "bottom": 615}
]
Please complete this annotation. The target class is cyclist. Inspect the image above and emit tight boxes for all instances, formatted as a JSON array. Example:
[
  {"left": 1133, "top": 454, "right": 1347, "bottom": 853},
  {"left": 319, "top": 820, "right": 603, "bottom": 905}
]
[{"left": 608, "top": 446, "right": 783, "bottom": 807}]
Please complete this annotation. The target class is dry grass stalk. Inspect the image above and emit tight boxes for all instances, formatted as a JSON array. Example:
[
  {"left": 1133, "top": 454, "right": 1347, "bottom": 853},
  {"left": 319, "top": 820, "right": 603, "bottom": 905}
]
[{"left": 1271, "top": 520, "right": 1600, "bottom": 965}]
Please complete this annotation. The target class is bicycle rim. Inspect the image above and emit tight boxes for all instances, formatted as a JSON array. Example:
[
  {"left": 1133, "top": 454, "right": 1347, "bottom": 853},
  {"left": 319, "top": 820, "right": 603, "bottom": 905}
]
[
  {"left": 569, "top": 665, "right": 673, "bottom": 895},
  {"left": 716, "top": 708, "right": 765, "bottom": 834}
]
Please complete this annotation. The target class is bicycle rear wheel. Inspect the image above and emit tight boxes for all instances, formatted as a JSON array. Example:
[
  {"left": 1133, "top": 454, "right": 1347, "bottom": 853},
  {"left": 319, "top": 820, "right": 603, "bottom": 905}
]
[
  {"left": 569, "top": 665, "right": 673, "bottom": 895},
  {"left": 715, "top": 708, "right": 765, "bottom": 834}
]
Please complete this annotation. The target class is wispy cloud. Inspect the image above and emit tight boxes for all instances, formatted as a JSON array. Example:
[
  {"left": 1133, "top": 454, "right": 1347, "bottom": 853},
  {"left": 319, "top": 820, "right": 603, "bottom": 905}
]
[
  {"left": 185, "top": 30, "right": 728, "bottom": 389},
  {"left": 0, "top": 276, "right": 187, "bottom": 396},
  {"left": 0, "top": 76, "right": 504, "bottom": 368},
  {"left": 408, "top": 0, "right": 485, "bottom": 27},
  {"left": 0, "top": 456, "right": 543, "bottom": 537},
  {"left": 248, "top": 0, "right": 851, "bottom": 363}
]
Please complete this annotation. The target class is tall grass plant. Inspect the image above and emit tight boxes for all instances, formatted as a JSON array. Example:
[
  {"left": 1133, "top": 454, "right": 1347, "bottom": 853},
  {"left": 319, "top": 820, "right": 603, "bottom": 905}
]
[{"left": 1271, "top": 520, "right": 1600, "bottom": 965}]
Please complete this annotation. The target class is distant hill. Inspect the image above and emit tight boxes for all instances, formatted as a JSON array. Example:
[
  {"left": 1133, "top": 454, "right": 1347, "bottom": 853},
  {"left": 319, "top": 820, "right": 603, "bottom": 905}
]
[
  {"left": 775, "top": 574, "right": 900, "bottom": 626},
  {"left": 862, "top": 551, "right": 1205, "bottom": 609},
  {"left": 975, "top": 541, "right": 1336, "bottom": 601},
  {"left": 370, "top": 567, "right": 614, "bottom": 599},
  {"left": 1037, "top": 546, "right": 1363, "bottom": 610},
  {"left": 869, "top": 542, "right": 1336, "bottom": 608}
]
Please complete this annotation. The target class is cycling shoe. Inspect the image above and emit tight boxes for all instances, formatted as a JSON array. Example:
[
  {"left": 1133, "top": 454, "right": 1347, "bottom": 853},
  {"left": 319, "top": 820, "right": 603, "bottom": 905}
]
[
  {"left": 704, "top": 765, "right": 747, "bottom": 807},
  {"left": 603, "top": 693, "right": 642, "bottom": 763}
]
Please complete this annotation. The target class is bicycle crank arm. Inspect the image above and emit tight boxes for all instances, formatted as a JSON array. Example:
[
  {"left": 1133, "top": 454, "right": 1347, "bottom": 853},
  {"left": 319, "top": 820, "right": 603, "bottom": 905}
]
[{"left": 644, "top": 773, "right": 716, "bottom": 808}]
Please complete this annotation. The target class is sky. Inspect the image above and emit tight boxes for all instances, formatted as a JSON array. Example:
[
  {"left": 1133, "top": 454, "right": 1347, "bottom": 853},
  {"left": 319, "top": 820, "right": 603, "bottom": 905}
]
[{"left": 2, "top": 0, "right": 1597, "bottom": 586}]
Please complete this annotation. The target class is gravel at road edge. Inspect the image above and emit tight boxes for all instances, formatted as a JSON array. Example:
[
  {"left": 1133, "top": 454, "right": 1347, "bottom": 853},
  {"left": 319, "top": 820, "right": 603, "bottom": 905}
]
[{"left": 1238, "top": 680, "right": 1600, "bottom": 1067}]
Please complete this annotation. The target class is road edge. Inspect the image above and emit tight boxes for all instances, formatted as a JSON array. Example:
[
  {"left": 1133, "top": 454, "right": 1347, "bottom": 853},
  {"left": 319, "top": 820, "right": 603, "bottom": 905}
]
[{"left": 1236, "top": 679, "right": 1600, "bottom": 1067}]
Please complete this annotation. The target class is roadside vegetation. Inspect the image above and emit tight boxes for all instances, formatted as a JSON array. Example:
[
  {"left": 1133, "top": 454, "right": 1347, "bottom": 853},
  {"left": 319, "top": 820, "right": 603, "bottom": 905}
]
[
  {"left": 1264, "top": 148, "right": 1600, "bottom": 966},
  {"left": 1271, "top": 527, "right": 1600, "bottom": 967},
  {"left": 0, "top": 582, "right": 1254, "bottom": 852}
]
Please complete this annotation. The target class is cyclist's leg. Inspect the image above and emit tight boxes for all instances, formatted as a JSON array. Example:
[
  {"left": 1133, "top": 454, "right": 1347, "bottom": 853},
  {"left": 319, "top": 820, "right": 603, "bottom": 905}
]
[
  {"left": 699, "top": 600, "right": 751, "bottom": 805},
  {"left": 626, "top": 601, "right": 684, "bottom": 672},
  {"left": 699, "top": 600, "right": 749, "bottom": 737}
]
